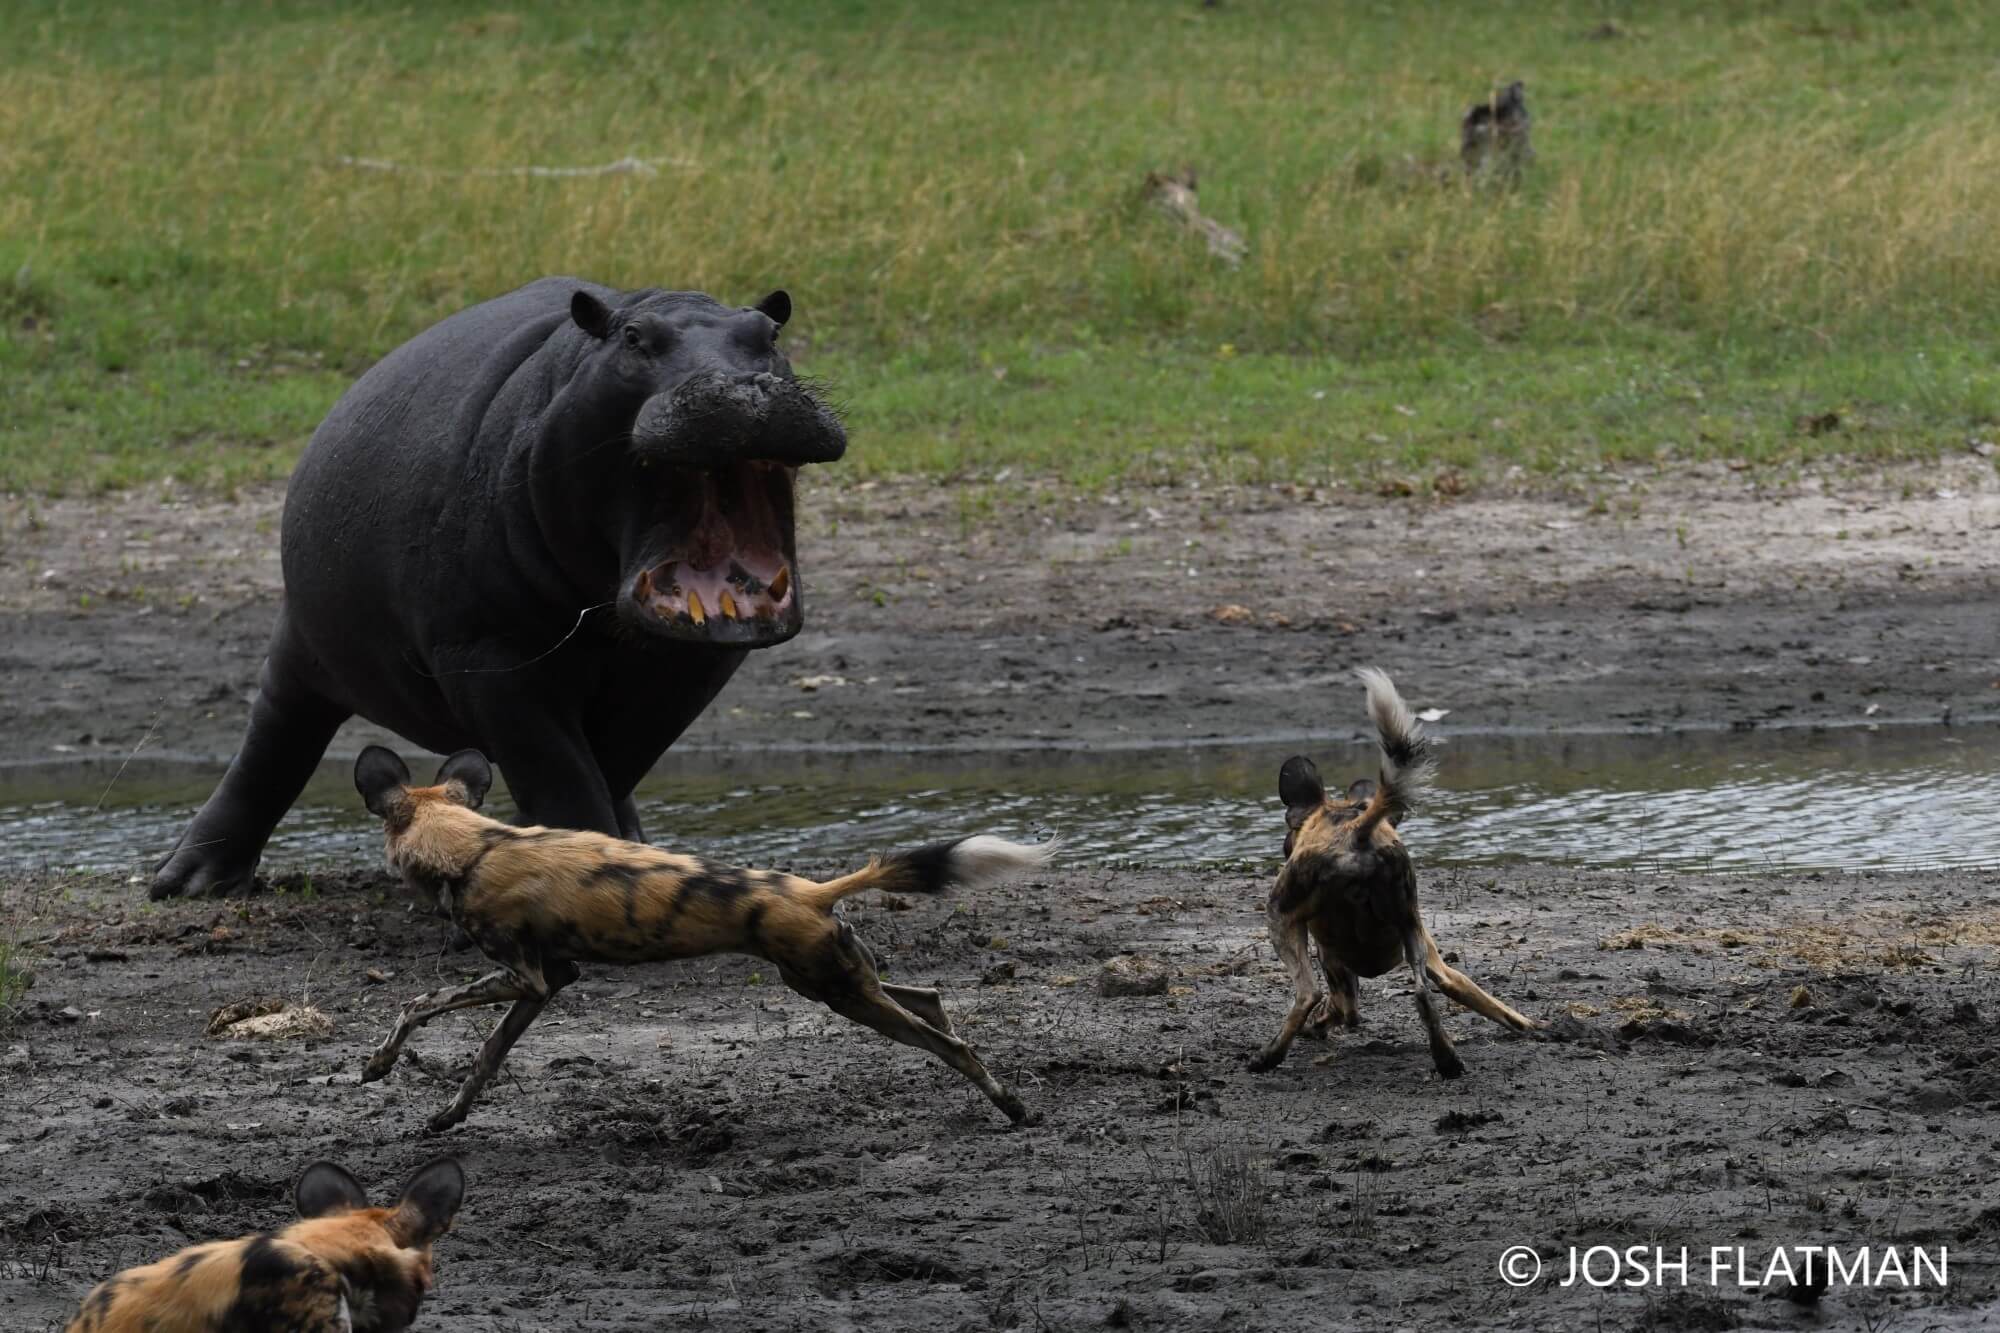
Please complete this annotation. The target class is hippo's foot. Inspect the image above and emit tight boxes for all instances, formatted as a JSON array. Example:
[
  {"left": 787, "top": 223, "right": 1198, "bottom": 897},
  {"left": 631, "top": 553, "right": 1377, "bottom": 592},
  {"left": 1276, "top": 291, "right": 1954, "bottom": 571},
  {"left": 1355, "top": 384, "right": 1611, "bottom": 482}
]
[{"left": 150, "top": 843, "right": 261, "bottom": 900}]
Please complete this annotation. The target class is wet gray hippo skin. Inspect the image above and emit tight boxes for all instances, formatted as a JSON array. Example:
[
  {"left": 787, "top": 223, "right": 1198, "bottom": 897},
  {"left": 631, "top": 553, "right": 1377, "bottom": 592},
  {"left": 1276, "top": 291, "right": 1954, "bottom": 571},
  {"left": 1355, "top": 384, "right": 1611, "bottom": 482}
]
[{"left": 150, "top": 277, "right": 846, "bottom": 898}]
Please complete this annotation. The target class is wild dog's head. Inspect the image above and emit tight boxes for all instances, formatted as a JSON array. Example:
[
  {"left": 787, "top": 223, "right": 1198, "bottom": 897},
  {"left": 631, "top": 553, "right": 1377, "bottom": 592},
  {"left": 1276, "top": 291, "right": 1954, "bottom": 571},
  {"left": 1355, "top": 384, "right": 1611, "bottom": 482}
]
[
  {"left": 353, "top": 746, "right": 495, "bottom": 889},
  {"left": 287, "top": 1158, "right": 466, "bottom": 1332},
  {"left": 1276, "top": 755, "right": 1384, "bottom": 859}
]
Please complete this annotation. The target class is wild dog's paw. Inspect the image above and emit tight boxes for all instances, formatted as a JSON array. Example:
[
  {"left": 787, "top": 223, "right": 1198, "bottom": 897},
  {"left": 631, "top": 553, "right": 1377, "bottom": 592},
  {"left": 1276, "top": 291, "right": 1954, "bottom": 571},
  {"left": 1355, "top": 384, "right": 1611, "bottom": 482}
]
[
  {"left": 360, "top": 1053, "right": 396, "bottom": 1083},
  {"left": 1246, "top": 1047, "right": 1286, "bottom": 1073},
  {"left": 1434, "top": 1050, "right": 1467, "bottom": 1080},
  {"left": 424, "top": 1105, "right": 469, "bottom": 1135}
]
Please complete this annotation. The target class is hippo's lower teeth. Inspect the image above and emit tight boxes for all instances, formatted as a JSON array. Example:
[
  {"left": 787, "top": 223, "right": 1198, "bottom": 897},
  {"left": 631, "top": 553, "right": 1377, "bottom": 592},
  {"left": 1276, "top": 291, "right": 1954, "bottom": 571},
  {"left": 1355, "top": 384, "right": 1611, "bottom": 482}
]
[
  {"left": 768, "top": 566, "right": 790, "bottom": 602},
  {"left": 687, "top": 590, "right": 706, "bottom": 625},
  {"left": 719, "top": 591, "right": 739, "bottom": 619}
]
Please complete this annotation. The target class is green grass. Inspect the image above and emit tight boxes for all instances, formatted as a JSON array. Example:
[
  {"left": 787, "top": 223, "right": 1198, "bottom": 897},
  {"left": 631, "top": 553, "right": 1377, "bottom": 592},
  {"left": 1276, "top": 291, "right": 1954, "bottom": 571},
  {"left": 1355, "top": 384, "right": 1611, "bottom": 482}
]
[{"left": 3, "top": 0, "right": 1999, "bottom": 493}]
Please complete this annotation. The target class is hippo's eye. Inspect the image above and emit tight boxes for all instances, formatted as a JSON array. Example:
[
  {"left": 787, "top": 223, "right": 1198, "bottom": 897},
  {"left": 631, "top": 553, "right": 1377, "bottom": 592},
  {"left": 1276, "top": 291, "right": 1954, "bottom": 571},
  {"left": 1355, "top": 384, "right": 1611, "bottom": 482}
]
[{"left": 621, "top": 325, "right": 644, "bottom": 352}]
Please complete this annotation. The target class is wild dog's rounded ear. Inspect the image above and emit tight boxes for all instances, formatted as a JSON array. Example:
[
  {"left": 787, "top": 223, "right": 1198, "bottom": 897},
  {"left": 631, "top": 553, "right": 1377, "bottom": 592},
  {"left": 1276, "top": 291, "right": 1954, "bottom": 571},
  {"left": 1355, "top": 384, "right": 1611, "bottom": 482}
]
[
  {"left": 296, "top": 1161, "right": 370, "bottom": 1218},
  {"left": 1344, "top": 778, "right": 1377, "bottom": 805},
  {"left": 572, "top": 290, "right": 615, "bottom": 340},
  {"left": 389, "top": 1158, "right": 465, "bottom": 1249},
  {"left": 355, "top": 746, "right": 413, "bottom": 819},
  {"left": 1278, "top": 755, "right": 1325, "bottom": 811},
  {"left": 433, "top": 749, "right": 493, "bottom": 810},
  {"left": 754, "top": 289, "right": 791, "bottom": 327}
]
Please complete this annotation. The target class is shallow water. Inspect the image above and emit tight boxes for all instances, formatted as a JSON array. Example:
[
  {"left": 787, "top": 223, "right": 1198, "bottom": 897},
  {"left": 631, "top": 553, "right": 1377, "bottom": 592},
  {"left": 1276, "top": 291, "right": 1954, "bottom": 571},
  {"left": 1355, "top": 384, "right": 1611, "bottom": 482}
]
[{"left": 3, "top": 725, "right": 1995, "bottom": 877}]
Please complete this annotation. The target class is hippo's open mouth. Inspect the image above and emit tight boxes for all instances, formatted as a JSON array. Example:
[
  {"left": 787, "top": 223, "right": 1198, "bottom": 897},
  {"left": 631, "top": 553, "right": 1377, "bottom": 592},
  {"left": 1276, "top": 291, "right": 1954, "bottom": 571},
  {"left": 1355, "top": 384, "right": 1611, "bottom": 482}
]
[{"left": 626, "top": 462, "right": 802, "bottom": 647}]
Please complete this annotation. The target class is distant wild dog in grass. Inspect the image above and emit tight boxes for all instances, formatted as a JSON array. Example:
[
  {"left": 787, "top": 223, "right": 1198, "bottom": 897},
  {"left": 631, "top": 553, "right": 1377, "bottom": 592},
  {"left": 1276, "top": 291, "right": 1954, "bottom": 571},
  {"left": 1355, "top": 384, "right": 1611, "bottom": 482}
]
[
  {"left": 353, "top": 746, "right": 1055, "bottom": 1130},
  {"left": 66, "top": 1158, "right": 463, "bottom": 1333},
  {"left": 1248, "top": 669, "right": 1535, "bottom": 1078}
]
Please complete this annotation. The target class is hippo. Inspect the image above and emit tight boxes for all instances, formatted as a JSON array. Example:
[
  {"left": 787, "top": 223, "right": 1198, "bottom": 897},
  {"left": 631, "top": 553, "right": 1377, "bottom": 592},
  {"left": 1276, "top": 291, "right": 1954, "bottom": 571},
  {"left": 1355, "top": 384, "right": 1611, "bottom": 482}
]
[{"left": 150, "top": 277, "right": 845, "bottom": 898}]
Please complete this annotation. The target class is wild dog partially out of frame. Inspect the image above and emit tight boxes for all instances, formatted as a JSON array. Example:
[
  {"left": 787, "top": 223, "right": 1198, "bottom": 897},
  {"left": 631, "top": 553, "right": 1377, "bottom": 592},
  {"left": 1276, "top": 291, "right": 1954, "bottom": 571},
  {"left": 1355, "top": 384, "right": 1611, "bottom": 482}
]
[
  {"left": 1248, "top": 669, "right": 1535, "bottom": 1078},
  {"left": 354, "top": 746, "right": 1055, "bottom": 1129},
  {"left": 66, "top": 1158, "right": 463, "bottom": 1333}
]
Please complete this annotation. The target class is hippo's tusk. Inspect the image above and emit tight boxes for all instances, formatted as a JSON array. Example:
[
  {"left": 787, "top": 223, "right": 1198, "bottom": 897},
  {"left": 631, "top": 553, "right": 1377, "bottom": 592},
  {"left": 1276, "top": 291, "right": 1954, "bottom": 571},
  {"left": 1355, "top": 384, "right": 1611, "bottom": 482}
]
[
  {"left": 719, "top": 590, "right": 739, "bottom": 619},
  {"left": 768, "top": 566, "right": 790, "bottom": 602},
  {"left": 687, "top": 589, "right": 706, "bottom": 625}
]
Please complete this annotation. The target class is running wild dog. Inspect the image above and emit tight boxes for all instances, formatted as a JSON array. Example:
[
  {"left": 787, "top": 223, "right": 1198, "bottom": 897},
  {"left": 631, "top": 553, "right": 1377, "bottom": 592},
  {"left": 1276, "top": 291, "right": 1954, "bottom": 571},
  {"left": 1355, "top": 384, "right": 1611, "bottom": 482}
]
[
  {"left": 1247, "top": 669, "right": 1535, "bottom": 1077},
  {"left": 66, "top": 1158, "right": 463, "bottom": 1333},
  {"left": 353, "top": 746, "right": 1055, "bottom": 1129}
]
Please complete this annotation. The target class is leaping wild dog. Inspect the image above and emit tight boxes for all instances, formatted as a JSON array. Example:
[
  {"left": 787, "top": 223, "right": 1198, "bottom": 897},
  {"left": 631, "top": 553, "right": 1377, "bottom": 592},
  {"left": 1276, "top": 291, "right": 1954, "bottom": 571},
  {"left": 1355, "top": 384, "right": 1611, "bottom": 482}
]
[
  {"left": 1247, "top": 669, "right": 1536, "bottom": 1078},
  {"left": 66, "top": 1158, "right": 463, "bottom": 1333},
  {"left": 353, "top": 746, "right": 1056, "bottom": 1130}
]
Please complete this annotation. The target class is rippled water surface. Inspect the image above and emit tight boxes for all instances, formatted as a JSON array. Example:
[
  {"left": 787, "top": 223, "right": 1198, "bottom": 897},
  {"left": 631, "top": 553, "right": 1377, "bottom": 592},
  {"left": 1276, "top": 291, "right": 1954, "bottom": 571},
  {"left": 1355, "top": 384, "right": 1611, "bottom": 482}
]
[{"left": 2, "top": 727, "right": 1994, "bottom": 875}]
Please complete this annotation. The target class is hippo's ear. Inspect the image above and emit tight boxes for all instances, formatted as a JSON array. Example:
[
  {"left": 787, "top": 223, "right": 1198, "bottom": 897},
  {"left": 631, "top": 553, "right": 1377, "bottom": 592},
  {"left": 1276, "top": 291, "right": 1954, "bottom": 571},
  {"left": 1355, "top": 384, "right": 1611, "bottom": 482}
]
[
  {"left": 295, "top": 1161, "right": 370, "bottom": 1218},
  {"left": 433, "top": 750, "right": 493, "bottom": 810},
  {"left": 571, "top": 290, "right": 615, "bottom": 340},
  {"left": 355, "top": 746, "right": 412, "bottom": 819},
  {"left": 754, "top": 289, "right": 791, "bottom": 328}
]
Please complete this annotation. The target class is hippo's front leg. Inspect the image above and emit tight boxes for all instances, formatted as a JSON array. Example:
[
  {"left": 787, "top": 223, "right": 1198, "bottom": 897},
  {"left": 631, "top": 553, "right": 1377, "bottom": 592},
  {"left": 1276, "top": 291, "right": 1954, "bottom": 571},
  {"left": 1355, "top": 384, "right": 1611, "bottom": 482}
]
[
  {"left": 152, "top": 620, "right": 351, "bottom": 898},
  {"left": 452, "top": 677, "right": 622, "bottom": 836}
]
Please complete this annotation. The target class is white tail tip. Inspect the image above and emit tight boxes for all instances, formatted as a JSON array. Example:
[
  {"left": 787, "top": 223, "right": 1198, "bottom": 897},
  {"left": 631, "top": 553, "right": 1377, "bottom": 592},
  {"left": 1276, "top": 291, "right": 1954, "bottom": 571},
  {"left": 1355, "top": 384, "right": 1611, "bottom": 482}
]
[{"left": 949, "top": 835, "right": 1059, "bottom": 888}]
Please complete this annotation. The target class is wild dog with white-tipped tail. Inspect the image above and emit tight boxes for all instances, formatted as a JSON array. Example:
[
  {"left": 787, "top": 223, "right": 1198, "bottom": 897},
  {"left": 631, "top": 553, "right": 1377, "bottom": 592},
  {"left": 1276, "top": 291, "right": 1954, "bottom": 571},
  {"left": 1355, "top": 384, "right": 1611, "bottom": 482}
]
[
  {"left": 353, "top": 745, "right": 1056, "bottom": 1129},
  {"left": 1248, "top": 669, "right": 1536, "bottom": 1078}
]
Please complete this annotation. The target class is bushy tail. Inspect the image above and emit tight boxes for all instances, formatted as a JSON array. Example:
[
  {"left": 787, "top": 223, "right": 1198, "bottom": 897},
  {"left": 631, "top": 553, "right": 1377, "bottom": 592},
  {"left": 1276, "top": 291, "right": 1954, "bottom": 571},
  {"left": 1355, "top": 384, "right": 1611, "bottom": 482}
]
[
  {"left": 801, "top": 835, "right": 1058, "bottom": 910},
  {"left": 1353, "top": 667, "right": 1437, "bottom": 840}
]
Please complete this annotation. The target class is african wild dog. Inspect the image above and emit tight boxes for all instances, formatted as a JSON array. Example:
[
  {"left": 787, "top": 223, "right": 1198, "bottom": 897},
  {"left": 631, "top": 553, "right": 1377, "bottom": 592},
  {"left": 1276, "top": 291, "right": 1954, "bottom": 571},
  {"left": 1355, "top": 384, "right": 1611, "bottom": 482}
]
[
  {"left": 66, "top": 1158, "right": 463, "bottom": 1333},
  {"left": 353, "top": 746, "right": 1056, "bottom": 1130},
  {"left": 1247, "top": 668, "right": 1535, "bottom": 1078}
]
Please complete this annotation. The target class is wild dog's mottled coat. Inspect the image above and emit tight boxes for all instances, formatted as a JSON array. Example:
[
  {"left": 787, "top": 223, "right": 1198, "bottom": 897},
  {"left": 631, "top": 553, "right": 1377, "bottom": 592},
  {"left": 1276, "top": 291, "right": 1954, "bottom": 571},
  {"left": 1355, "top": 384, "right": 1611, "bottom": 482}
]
[
  {"left": 354, "top": 747, "right": 1054, "bottom": 1129},
  {"left": 1250, "top": 669, "right": 1535, "bottom": 1078},
  {"left": 65, "top": 1158, "right": 463, "bottom": 1333}
]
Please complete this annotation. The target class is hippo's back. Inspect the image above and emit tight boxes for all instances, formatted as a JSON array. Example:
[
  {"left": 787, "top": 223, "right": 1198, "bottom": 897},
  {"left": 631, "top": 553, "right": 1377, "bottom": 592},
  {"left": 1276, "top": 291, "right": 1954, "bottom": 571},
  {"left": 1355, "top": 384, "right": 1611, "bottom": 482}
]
[{"left": 277, "top": 278, "right": 609, "bottom": 679}]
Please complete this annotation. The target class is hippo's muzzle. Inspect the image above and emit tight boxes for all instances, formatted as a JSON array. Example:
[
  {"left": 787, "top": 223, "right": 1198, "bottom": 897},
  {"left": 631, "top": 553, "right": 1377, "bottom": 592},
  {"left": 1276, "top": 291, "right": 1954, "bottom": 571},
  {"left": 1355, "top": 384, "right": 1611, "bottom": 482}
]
[
  {"left": 621, "top": 372, "right": 842, "bottom": 648},
  {"left": 632, "top": 370, "right": 846, "bottom": 468}
]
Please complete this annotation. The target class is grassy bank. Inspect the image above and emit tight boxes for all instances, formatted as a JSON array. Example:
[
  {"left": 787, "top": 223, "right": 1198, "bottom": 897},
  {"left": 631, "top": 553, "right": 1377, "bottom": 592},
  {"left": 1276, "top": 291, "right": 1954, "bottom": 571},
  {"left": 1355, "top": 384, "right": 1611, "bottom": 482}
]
[{"left": 3, "top": 1, "right": 1998, "bottom": 492}]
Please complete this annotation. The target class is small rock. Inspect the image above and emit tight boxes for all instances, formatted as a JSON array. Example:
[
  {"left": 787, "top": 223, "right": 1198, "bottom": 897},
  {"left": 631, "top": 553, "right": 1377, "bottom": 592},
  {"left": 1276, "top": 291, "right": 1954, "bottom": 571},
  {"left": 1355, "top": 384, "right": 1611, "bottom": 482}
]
[
  {"left": 1099, "top": 956, "right": 1170, "bottom": 998},
  {"left": 364, "top": 968, "right": 391, "bottom": 984},
  {"left": 1790, "top": 986, "right": 1813, "bottom": 1009},
  {"left": 54, "top": 1006, "right": 83, "bottom": 1023},
  {"left": 1209, "top": 604, "right": 1254, "bottom": 626}
]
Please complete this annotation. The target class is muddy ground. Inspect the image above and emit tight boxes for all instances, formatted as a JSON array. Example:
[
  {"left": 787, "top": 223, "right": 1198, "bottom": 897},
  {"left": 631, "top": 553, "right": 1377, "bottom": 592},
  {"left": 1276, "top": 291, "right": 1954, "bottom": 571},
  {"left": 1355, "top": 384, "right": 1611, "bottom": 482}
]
[
  {"left": 2, "top": 458, "right": 1996, "bottom": 764},
  {"left": 1, "top": 459, "right": 1998, "bottom": 1330},
  {"left": 3, "top": 861, "right": 1998, "bottom": 1331}
]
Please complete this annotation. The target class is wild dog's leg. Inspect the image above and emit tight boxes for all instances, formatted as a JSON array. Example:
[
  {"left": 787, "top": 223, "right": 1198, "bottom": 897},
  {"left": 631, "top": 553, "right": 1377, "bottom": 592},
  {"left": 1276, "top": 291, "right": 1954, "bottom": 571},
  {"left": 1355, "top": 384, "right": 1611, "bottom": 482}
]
[
  {"left": 362, "top": 970, "right": 528, "bottom": 1082},
  {"left": 1322, "top": 957, "right": 1363, "bottom": 1030},
  {"left": 426, "top": 959, "right": 579, "bottom": 1133},
  {"left": 779, "top": 923, "right": 1031, "bottom": 1124},
  {"left": 1405, "top": 929, "right": 1465, "bottom": 1080},
  {"left": 810, "top": 981, "right": 1032, "bottom": 1125},
  {"left": 1301, "top": 946, "right": 1334, "bottom": 1041},
  {"left": 1424, "top": 933, "right": 1536, "bottom": 1031},
  {"left": 881, "top": 983, "right": 953, "bottom": 1035},
  {"left": 1247, "top": 908, "right": 1321, "bottom": 1073}
]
